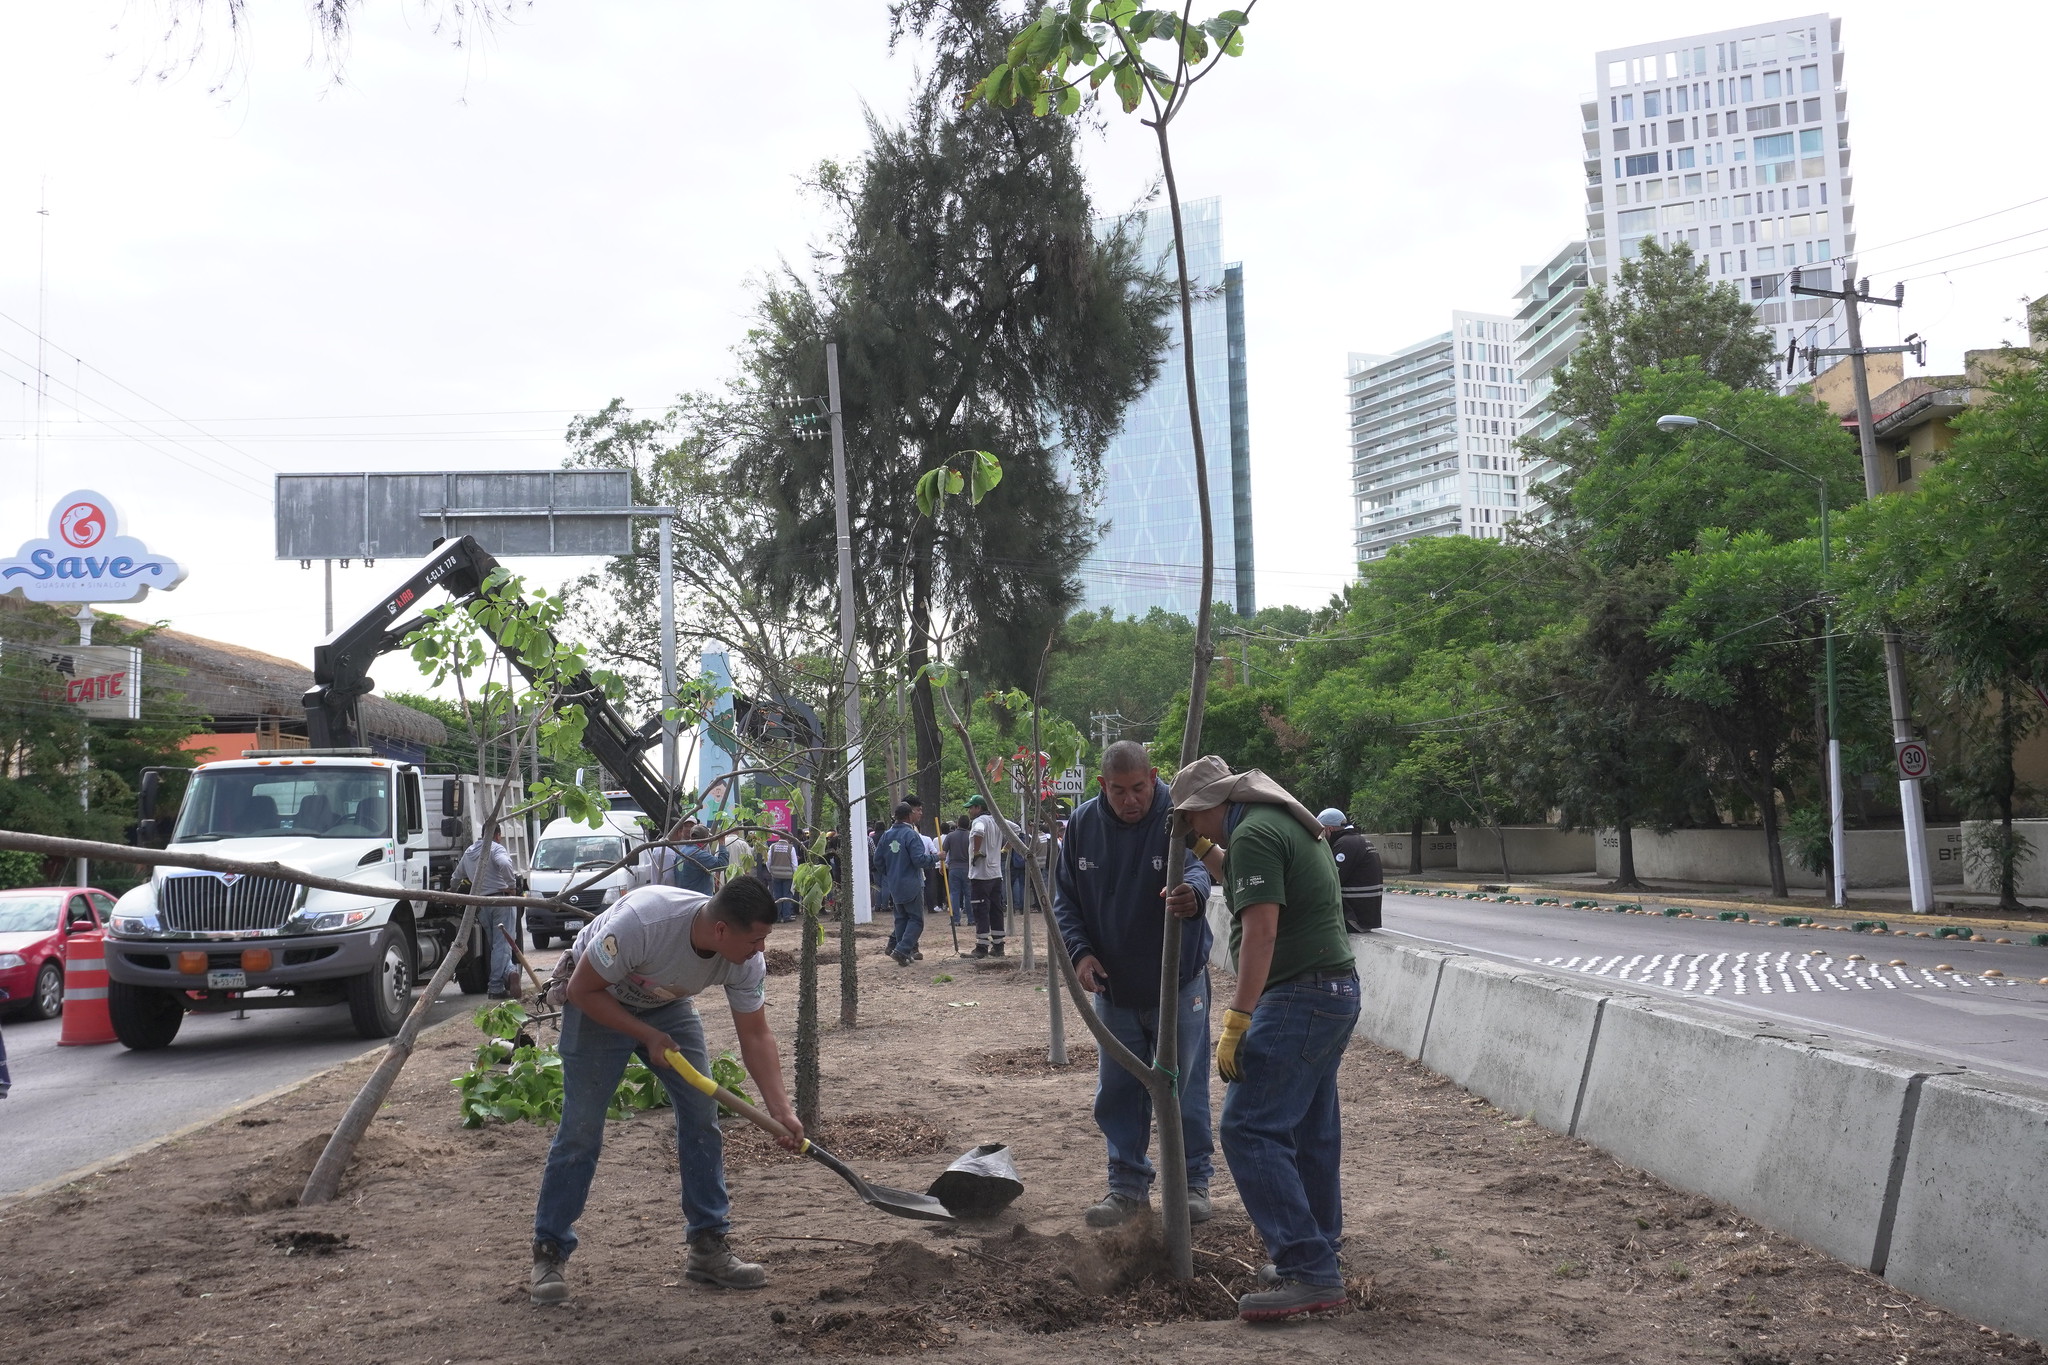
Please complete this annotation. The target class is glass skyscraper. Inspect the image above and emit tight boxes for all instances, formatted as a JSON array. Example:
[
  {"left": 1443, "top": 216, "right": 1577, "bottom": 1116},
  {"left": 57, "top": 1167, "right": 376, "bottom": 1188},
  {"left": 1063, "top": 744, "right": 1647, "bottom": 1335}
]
[{"left": 1075, "top": 197, "right": 1255, "bottom": 620}]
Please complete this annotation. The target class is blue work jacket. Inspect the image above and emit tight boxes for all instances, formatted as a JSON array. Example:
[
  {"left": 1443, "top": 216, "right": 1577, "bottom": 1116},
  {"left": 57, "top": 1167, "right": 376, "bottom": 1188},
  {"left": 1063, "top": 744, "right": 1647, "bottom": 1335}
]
[{"left": 1053, "top": 779, "right": 1213, "bottom": 1010}]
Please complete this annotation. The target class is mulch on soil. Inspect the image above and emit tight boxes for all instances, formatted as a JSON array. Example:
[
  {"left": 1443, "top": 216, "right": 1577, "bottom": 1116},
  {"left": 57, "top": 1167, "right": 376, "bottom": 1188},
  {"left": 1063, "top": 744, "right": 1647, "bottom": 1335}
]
[{"left": 972, "top": 1045, "right": 1098, "bottom": 1077}]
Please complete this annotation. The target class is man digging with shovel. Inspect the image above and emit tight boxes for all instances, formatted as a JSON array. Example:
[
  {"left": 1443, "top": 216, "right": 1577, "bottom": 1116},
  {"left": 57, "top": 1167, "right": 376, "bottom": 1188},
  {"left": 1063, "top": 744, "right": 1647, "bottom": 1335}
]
[{"left": 529, "top": 876, "right": 803, "bottom": 1305}]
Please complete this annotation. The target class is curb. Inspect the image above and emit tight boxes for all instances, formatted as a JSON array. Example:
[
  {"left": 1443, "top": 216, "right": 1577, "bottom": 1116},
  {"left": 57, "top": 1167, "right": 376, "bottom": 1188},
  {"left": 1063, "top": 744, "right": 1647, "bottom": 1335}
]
[{"left": 0, "top": 1008, "right": 477, "bottom": 1214}]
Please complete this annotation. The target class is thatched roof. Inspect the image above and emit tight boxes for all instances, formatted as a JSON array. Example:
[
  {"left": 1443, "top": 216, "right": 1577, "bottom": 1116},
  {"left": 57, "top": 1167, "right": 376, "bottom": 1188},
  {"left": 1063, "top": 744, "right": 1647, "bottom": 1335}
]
[{"left": 1, "top": 596, "right": 444, "bottom": 747}]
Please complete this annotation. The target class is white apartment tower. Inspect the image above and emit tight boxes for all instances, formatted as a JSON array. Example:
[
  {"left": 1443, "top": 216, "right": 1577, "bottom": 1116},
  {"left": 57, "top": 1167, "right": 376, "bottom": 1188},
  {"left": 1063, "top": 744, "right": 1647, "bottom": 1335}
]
[
  {"left": 1585, "top": 15, "right": 1855, "bottom": 371},
  {"left": 1350, "top": 311, "right": 1528, "bottom": 563}
]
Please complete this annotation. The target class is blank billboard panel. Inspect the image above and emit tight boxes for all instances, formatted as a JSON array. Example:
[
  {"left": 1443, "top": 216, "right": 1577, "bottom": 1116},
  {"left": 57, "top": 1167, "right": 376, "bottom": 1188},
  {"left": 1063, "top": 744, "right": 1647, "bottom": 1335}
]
[{"left": 275, "top": 471, "right": 633, "bottom": 560}]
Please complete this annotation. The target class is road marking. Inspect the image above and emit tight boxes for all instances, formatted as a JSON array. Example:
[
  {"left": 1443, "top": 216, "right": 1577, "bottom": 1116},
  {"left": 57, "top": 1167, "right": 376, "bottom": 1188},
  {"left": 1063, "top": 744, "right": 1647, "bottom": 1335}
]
[{"left": 1532, "top": 950, "right": 2030, "bottom": 1001}]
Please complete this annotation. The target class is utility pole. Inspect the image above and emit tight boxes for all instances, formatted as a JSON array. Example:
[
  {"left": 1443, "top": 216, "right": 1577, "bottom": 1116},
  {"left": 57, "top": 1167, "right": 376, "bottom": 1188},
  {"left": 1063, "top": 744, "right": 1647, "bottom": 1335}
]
[
  {"left": 825, "top": 344, "right": 872, "bottom": 925},
  {"left": 1791, "top": 269, "right": 1932, "bottom": 914}
]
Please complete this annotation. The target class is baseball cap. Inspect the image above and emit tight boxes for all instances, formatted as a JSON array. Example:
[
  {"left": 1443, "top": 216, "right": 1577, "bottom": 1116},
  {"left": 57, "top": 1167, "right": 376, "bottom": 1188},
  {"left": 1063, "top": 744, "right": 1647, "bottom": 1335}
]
[
  {"left": 964, "top": 794, "right": 988, "bottom": 809},
  {"left": 1317, "top": 808, "right": 1346, "bottom": 828}
]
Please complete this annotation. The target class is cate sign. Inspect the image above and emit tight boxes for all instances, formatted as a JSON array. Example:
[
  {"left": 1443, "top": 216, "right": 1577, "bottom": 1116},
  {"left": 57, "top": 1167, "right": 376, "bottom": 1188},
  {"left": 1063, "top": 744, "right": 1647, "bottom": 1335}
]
[{"left": 0, "top": 489, "right": 187, "bottom": 604}]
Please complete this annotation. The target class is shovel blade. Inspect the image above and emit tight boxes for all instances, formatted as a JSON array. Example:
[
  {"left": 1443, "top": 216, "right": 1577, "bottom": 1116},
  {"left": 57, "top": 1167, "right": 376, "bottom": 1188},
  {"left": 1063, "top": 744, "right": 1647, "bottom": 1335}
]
[{"left": 862, "top": 1184, "right": 959, "bottom": 1223}]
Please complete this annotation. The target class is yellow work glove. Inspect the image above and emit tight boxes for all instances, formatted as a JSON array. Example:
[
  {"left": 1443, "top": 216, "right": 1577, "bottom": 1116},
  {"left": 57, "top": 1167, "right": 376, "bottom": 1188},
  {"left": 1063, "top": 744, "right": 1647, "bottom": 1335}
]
[{"left": 1215, "top": 1008, "right": 1253, "bottom": 1083}]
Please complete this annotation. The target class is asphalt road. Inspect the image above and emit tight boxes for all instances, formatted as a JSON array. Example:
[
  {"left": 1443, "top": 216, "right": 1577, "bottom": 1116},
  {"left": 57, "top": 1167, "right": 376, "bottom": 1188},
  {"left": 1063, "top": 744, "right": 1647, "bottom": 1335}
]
[
  {"left": 0, "top": 993, "right": 475, "bottom": 1197},
  {"left": 1382, "top": 891, "right": 2048, "bottom": 1087}
]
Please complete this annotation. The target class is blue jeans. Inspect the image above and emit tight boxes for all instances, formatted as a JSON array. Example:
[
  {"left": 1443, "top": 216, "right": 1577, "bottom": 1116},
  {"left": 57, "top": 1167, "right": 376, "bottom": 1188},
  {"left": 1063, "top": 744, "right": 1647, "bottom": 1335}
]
[
  {"left": 771, "top": 877, "right": 796, "bottom": 922},
  {"left": 946, "top": 866, "right": 969, "bottom": 923},
  {"left": 533, "top": 998, "right": 728, "bottom": 1256},
  {"left": 1220, "top": 972, "right": 1361, "bottom": 1288},
  {"left": 884, "top": 899, "right": 925, "bottom": 958},
  {"left": 481, "top": 905, "right": 518, "bottom": 990},
  {"left": 1092, "top": 970, "right": 1214, "bottom": 1199}
]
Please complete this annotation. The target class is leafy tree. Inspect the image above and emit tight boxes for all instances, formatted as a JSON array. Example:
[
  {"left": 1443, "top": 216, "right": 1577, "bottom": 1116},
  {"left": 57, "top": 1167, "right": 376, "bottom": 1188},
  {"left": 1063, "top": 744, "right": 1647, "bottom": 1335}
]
[
  {"left": 1653, "top": 531, "right": 1834, "bottom": 898},
  {"left": 1537, "top": 240, "right": 1775, "bottom": 439},
  {"left": 1043, "top": 607, "right": 1196, "bottom": 741},
  {"left": 733, "top": 37, "right": 1170, "bottom": 835},
  {"left": 1485, "top": 568, "right": 1706, "bottom": 889},
  {"left": 1838, "top": 349, "right": 2048, "bottom": 908}
]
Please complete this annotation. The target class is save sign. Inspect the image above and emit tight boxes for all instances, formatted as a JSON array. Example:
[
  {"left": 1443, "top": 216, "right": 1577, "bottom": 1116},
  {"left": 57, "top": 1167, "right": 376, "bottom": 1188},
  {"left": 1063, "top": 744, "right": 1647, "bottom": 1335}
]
[{"left": 0, "top": 489, "right": 186, "bottom": 604}]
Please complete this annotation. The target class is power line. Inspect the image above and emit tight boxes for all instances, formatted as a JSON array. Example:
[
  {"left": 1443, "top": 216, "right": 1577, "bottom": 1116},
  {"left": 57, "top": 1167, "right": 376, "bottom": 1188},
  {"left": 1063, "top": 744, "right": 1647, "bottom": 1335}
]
[
  {"left": 1851, "top": 194, "right": 2048, "bottom": 260},
  {"left": 1901, "top": 242, "right": 2048, "bottom": 286}
]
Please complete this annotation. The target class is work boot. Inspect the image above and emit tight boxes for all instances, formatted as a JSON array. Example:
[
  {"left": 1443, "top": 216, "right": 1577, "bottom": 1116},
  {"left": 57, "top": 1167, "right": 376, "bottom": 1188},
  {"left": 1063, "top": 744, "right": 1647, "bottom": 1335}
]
[
  {"left": 686, "top": 1232, "right": 766, "bottom": 1290},
  {"left": 1084, "top": 1192, "right": 1149, "bottom": 1228},
  {"left": 891, "top": 952, "right": 910, "bottom": 967},
  {"left": 1237, "top": 1278, "right": 1347, "bottom": 1322},
  {"left": 504, "top": 970, "right": 523, "bottom": 998},
  {"left": 966, "top": 944, "right": 989, "bottom": 959},
  {"left": 529, "top": 1240, "right": 570, "bottom": 1306},
  {"left": 991, "top": 941, "right": 1006, "bottom": 957},
  {"left": 1187, "top": 1188, "right": 1213, "bottom": 1224}
]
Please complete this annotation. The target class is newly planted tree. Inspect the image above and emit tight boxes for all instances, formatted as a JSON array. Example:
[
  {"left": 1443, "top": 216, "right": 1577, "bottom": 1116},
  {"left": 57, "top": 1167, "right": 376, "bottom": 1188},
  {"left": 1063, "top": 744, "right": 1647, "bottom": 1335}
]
[{"left": 961, "top": 0, "right": 1257, "bottom": 1279}]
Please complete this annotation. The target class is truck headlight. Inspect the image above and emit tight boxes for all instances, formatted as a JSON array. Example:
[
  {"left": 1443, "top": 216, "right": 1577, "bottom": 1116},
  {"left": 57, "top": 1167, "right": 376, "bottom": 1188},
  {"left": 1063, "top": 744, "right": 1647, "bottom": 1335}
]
[
  {"left": 297, "top": 907, "right": 376, "bottom": 933},
  {"left": 111, "top": 915, "right": 163, "bottom": 937}
]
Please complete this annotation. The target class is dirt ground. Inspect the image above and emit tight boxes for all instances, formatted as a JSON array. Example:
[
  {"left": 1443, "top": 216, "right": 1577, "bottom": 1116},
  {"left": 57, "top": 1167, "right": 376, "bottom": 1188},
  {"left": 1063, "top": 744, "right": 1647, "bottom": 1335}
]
[{"left": 2, "top": 918, "right": 2041, "bottom": 1364}]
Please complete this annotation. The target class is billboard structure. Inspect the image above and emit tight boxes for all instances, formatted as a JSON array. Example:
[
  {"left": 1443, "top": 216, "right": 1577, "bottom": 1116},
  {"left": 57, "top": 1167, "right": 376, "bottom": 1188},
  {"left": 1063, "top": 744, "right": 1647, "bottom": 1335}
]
[{"left": 273, "top": 471, "right": 633, "bottom": 562}]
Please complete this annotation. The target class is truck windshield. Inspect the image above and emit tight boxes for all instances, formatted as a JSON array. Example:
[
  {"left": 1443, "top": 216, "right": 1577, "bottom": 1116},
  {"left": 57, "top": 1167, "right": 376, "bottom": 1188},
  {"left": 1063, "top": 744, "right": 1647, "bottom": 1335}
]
[
  {"left": 173, "top": 768, "right": 394, "bottom": 841},
  {"left": 532, "top": 835, "right": 627, "bottom": 872}
]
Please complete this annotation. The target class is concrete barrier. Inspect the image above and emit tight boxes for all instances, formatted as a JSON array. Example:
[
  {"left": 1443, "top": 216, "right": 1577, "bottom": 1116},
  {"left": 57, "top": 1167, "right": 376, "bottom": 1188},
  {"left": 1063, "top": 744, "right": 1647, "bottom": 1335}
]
[
  {"left": 1348, "top": 932, "right": 2048, "bottom": 1340},
  {"left": 1455, "top": 826, "right": 1597, "bottom": 875},
  {"left": 1593, "top": 825, "right": 1964, "bottom": 888},
  {"left": 1884, "top": 1074, "right": 2048, "bottom": 1343},
  {"left": 1960, "top": 819, "right": 2047, "bottom": 897},
  {"left": 1569, "top": 999, "right": 1926, "bottom": 1271},
  {"left": 1352, "top": 936, "right": 1448, "bottom": 1059},
  {"left": 1374, "top": 831, "right": 1459, "bottom": 871},
  {"left": 1416, "top": 956, "right": 1604, "bottom": 1132}
]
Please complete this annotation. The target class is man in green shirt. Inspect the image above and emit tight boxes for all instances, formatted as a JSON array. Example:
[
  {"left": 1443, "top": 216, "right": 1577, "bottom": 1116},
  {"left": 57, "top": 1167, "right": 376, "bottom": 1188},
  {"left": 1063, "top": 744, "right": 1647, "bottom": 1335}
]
[{"left": 1166, "top": 756, "right": 1359, "bottom": 1322}]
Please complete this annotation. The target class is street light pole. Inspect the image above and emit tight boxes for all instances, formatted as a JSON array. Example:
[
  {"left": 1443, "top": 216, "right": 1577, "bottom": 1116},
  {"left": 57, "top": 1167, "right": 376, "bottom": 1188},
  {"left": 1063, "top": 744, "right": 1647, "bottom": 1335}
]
[
  {"left": 826, "top": 344, "right": 872, "bottom": 926},
  {"left": 1658, "top": 414, "right": 1843, "bottom": 907}
]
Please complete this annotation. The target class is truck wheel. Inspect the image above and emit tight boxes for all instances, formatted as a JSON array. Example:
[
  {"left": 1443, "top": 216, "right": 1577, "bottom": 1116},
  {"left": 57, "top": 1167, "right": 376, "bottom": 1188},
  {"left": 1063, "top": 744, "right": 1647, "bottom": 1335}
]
[
  {"left": 346, "top": 926, "right": 415, "bottom": 1039},
  {"left": 109, "top": 979, "right": 186, "bottom": 1050},
  {"left": 31, "top": 960, "right": 65, "bottom": 1020},
  {"left": 454, "top": 923, "right": 491, "bottom": 995},
  {"left": 530, "top": 926, "right": 552, "bottom": 951}
]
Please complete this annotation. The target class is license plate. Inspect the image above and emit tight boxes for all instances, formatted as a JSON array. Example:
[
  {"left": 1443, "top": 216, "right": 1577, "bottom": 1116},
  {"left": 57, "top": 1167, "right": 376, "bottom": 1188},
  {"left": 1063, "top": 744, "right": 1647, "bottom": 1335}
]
[{"left": 207, "top": 970, "right": 247, "bottom": 990}]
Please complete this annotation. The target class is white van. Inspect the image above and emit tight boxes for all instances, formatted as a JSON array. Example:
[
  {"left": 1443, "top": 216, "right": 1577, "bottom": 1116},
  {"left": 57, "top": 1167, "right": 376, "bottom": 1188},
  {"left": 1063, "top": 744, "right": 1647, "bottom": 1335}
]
[{"left": 525, "top": 812, "right": 645, "bottom": 949}]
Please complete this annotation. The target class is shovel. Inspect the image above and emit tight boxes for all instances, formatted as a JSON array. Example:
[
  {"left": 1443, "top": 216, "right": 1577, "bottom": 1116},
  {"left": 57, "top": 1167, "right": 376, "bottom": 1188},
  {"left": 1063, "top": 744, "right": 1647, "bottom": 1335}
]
[{"left": 660, "top": 1049, "right": 956, "bottom": 1224}]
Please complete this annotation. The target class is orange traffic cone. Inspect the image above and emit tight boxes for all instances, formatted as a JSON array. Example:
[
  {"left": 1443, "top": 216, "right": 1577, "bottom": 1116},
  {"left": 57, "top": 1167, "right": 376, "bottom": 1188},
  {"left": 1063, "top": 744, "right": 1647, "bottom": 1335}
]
[{"left": 58, "top": 928, "right": 119, "bottom": 1046}]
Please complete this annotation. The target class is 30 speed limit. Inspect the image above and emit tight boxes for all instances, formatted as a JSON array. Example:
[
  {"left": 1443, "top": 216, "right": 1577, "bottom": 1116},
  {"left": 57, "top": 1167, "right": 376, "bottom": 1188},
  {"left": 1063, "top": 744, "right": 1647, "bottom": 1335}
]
[{"left": 1895, "top": 739, "right": 1932, "bottom": 780}]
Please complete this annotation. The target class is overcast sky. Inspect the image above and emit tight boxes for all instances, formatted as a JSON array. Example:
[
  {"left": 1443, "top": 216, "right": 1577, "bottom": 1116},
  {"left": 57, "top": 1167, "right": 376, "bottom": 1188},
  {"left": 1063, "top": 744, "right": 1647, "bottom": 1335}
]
[{"left": 2, "top": 0, "right": 2042, "bottom": 694}]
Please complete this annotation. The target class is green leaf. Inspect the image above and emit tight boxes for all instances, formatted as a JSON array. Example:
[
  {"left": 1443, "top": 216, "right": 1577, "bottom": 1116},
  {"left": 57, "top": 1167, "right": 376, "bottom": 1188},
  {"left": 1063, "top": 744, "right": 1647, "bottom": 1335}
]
[
  {"left": 1032, "top": 90, "right": 1051, "bottom": 116},
  {"left": 1202, "top": 15, "right": 1245, "bottom": 55},
  {"left": 968, "top": 451, "right": 1004, "bottom": 504},
  {"left": 945, "top": 469, "right": 966, "bottom": 497},
  {"left": 915, "top": 469, "right": 941, "bottom": 518},
  {"left": 1112, "top": 59, "right": 1141, "bottom": 111},
  {"left": 1057, "top": 82, "right": 1082, "bottom": 115},
  {"left": 1181, "top": 27, "right": 1208, "bottom": 64}
]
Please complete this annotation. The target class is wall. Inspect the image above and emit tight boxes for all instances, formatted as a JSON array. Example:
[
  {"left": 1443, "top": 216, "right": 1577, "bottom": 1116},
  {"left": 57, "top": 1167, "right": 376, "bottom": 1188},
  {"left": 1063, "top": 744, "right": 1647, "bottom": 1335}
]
[
  {"left": 1594, "top": 825, "right": 1963, "bottom": 888},
  {"left": 1371, "top": 832, "right": 1459, "bottom": 871},
  {"left": 1348, "top": 934, "right": 2048, "bottom": 1343},
  {"left": 1455, "top": 826, "right": 1595, "bottom": 875},
  {"left": 1960, "top": 820, "right": 2048, "bottom": 897}
]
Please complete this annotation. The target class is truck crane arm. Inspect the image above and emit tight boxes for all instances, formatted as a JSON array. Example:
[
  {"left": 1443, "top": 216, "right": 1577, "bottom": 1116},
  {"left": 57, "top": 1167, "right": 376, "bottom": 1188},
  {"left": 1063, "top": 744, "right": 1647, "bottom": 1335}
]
[{"left": 302, "top": 535, "right": 677, "bottom": 827}]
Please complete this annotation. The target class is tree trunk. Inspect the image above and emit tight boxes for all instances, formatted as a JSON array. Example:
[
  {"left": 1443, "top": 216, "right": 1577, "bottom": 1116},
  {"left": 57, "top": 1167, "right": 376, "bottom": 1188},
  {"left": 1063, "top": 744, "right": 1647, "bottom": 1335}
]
[
  {"left": 1997, "top": 688, "right": 2021, "bottom": 912},
  {"left": 796, "top": 904, "right": 821, "bottom": 1130},
  {"left": 1145, "top": 115, "right": 1216, "bottom": 1286},
  {"left": 1759, "top": 791, "right": 1790, "bottom": 899},
  {"left": 1615, "top": 820, "right": 1642, "bottom": 890}
]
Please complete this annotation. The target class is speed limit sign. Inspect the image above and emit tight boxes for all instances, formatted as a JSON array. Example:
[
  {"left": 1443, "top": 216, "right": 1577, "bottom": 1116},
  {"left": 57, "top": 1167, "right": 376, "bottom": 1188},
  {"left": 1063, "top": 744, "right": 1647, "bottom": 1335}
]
[{"left": 1895, "top": 739, "right": 1932, "bottom": 780}]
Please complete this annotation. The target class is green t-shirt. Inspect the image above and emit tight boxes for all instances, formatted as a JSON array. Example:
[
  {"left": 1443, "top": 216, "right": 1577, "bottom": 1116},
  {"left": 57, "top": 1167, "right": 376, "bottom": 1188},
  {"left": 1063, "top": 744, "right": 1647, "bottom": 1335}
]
[{"left": 1224, "top": 803, "right": 1354, "bottom": 990}]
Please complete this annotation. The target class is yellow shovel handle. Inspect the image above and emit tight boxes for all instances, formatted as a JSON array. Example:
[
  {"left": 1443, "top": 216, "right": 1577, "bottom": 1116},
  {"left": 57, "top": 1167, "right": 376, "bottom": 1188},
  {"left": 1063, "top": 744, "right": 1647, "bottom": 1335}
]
[{"left": 660, "top": 1048, "right": 809, "bottom": 1153}]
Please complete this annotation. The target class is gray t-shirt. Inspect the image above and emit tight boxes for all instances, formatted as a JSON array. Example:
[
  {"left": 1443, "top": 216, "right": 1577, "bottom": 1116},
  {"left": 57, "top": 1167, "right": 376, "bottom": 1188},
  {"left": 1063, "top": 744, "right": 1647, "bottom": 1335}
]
[
  {"left": 571, "top": 887, "right": 767, "bottom": 1014},
  {"left": 969, "top": 812, "right": 1006, "bottom": 879}
]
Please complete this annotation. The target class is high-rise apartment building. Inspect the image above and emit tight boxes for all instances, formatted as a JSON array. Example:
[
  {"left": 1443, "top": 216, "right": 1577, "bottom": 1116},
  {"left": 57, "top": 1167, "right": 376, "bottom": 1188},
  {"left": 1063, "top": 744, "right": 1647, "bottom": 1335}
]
[
  {"left": 1350, "top": 311, "right": 1527, "bottom": 563},
  {"left": 1511, "top": 240, "right": 1593, "bottom": 503},
  {"left": 1584, "top": 15, "right": 1854, "bottom": 372},
  {"left": 1075, "top": 197, "right": 1255, "bottom": 620}
]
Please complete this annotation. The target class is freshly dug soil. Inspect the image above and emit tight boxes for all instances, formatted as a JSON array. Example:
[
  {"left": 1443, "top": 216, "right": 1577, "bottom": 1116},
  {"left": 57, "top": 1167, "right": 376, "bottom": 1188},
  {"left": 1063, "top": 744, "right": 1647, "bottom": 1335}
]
[
  {"left": 0, "top": 918, "right": 2039, "bottom": 1364},
  {"left": 765, "top": 946, "right": 844, "bottom": 976},
  {"left": 973, "top": 1044, "right": 1098, "bottom": 1077}
]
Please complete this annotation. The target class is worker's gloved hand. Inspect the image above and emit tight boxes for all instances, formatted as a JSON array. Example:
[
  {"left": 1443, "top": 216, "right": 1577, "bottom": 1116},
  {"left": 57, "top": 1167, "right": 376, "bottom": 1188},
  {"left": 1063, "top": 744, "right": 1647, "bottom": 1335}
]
[{"left": 1215, "top": 1008, "right": 1253, "bottom": 1083}]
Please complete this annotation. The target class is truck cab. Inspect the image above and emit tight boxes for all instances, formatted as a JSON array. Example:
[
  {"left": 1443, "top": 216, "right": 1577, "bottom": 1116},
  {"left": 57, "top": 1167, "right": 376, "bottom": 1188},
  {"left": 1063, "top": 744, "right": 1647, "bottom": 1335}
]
[
  {"left": 523, "top": 812, "right": 643, "bottom": 950},
  {"left": 104, "top": 749, "right": 485, "bottom": 1048}
]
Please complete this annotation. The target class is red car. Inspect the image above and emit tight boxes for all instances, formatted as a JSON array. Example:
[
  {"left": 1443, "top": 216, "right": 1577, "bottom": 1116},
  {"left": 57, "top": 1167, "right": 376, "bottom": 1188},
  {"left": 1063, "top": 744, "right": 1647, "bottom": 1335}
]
[{"left": 0, "top": 887, "right": 115, "bottom": 1020}]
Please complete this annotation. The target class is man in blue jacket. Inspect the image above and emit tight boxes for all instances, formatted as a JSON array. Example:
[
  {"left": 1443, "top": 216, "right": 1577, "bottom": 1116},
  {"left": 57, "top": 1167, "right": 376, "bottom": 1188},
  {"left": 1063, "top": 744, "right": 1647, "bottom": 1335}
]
[
  {"left": 1053, "top": 741, "right": 1216, "bottom": 1227},
  {"left": 872, "top": 802, "right": 935, "bottom": 966}
]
